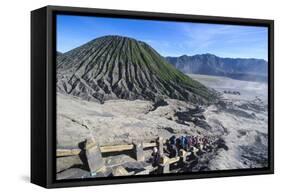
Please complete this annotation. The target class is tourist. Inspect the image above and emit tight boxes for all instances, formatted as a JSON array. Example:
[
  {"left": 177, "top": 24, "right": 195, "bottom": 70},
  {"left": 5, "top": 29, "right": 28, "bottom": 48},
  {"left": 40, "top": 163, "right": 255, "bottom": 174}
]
[
  {"left": 168, "top": 136, "right": 178, "bottom": 157},
  {"left": 179, "top": 136, "right": 188, "bottom": 150},
  {"left": 152, "top": 147, "right": 160, "bottom": 167}
]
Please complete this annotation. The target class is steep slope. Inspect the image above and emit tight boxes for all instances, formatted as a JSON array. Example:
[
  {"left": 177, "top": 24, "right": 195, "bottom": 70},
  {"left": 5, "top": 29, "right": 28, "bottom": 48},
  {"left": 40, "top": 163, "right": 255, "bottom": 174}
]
[
  {"left": 57, "top": 35, "right": 217, "bottom": 104},
  {"left": 166, "top": 54, "right": 268, "bottom": 82}
]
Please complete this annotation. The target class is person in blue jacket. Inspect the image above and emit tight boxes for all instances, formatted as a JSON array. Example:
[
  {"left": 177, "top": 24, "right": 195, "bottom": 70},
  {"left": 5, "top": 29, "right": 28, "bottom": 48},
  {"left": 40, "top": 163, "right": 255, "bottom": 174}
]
[
  {"left": 185, "top": 135, "right": 191, "bottom": 150},
  {"left": 179, "top": 136, "right": 188, "bottom": 150}
]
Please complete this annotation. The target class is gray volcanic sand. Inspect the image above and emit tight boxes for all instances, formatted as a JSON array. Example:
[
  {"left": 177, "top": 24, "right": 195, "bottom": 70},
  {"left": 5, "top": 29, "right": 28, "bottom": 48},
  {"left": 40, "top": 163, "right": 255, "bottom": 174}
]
[
  {"left": 188, "top": 74, "right": 268, "bottom": 101},
  {"left": 189, "top": 74, "right": 268, "bottom": 169},
  {"left": 57, "top": 74, "right": 268, "bottom": 170},
  {"left": 57, "top": 93, "right": 207, "bottom": 148}
]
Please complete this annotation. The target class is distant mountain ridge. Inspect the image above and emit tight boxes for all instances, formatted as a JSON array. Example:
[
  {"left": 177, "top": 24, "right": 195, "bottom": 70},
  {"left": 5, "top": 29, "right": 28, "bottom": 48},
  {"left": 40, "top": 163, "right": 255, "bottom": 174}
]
[
  {"left": 57, "top": 35, "right": 217, "bottom": 104},
  {"left": 166, "top": 54, "right": 268, "bottom": 82}
]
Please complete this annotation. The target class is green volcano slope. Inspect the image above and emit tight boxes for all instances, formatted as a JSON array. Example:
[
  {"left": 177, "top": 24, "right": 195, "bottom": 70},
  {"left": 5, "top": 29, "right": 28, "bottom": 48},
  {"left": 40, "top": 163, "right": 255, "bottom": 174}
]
[{"left": 57, "top": 35, "right": 217, "bottom": 104}]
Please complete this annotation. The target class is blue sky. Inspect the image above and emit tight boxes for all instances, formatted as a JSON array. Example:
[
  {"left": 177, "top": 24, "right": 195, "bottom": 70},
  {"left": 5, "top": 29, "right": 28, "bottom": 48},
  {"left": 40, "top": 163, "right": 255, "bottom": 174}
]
[{"left": 57, "top": 15, "right": 268, "bottom": 60}]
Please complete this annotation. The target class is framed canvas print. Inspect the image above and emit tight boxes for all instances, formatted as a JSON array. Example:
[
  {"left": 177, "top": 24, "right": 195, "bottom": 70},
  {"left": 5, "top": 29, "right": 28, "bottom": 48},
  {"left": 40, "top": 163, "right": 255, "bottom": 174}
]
[{"left": 31, "top": 5, "right": 274, "bottom": 188}]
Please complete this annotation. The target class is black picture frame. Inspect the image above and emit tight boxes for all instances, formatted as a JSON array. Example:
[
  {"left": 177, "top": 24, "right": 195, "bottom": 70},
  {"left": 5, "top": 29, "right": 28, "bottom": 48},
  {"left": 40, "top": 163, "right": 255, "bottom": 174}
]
[{"left": 31, "top": 5, "right": 274, "bottom": 188}]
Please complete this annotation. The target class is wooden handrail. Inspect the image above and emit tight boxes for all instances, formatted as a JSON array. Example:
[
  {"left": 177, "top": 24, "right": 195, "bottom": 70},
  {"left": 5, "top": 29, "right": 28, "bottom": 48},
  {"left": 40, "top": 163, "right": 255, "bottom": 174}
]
[
  {"left": 57, "top": 148, "right": 80, "bottom": 157},
  {"left": 100, "top": 144, "right": 134, "bottom": 153},
  {"left": 168, "top": 156, "right": 180, "bottom": 164},
  {"left": 57, "top": 142, "right": 157, "bottom": 157}
]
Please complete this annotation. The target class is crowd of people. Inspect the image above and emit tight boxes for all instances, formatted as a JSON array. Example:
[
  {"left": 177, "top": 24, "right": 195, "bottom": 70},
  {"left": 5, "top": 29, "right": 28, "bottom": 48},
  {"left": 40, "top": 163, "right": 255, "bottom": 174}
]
[
  {"left": 167, "top": 135, "right": 212, "bottom": 157},
  {"left": 151, "top": 135, "right": 214, "bottom": 167}
]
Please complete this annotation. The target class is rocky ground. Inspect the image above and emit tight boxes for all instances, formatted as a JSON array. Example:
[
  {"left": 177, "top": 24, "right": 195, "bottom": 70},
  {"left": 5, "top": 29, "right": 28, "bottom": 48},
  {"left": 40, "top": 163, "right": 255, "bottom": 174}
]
[
  {"left": 188, "top": 74, "right": 268, "bottom": 169},
  {"left": 56, "top": 74, "right": 268, "bottom": 179}
]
